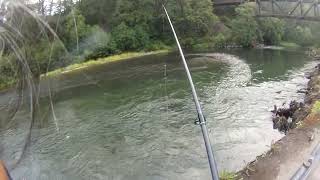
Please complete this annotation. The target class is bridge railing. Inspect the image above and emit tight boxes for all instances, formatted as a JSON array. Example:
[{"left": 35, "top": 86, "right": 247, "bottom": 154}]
[
  {"left": 256, "top": 0, "right": 320, "bottom": 21},
  {"left": 214, "top": 0, "right": 244, "bottom": 6}
]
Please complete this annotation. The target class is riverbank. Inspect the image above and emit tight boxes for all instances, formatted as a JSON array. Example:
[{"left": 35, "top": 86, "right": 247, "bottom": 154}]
[
  {"left": 237, "top": 61, "right": 320, "bottom": 179},
  {"left": 0, "top": 49, "right": 171, "bottom": 92},
  {"left": 41, "top": 49, "right": 171, "bottom": 78}
]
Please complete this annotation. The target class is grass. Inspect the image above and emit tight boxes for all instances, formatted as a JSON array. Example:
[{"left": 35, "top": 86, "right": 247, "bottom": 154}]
[
  {"left": 0, "top": 49, "right": 171, "bottom": 91},
  {"left": 219, "top": 171, "right": 237, "bottom": 180},
  {"left": 0, "top": 83, "right": 10, "bottom": 92},
  {"left": 312, "top": 101, "right": 320, "bottom": 113},
  {"left": 0, "top": 79, "right": 15, "bottom": 92},
  {"left": 41, "top": 49, "right": 171, "bottom": 78},
  {"left": 280, "top": 41, "right": 300, "bottom": 49}
]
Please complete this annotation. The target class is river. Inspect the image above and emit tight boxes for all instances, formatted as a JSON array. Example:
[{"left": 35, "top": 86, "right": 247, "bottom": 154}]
[{"left": 0, "top": 49, "right": 317, "bottom": 179}]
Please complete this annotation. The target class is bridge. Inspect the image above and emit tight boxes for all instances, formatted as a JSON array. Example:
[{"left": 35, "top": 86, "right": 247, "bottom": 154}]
[
  {"left": 257, "top": 0, "right": 320, "bottom": 21},
  {"left": 214, "top": 0, "right": 245, "bottom": 6},
  {"left": 213, "top": 0, "right": 320, "bottom": 21}
]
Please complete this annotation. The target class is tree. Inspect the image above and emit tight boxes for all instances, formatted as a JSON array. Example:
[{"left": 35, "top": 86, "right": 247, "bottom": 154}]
[
  {"left": 259, "top": 17, "right": 284, "bottom": 45},
  {"left": 290, "top": 26, "right": 313, "bottom": 46},
  {"left": 63, "top": 9, "right": 91, "bottom": 52},
  {"left": 165, "top": 0, "right": 219, "bottom": 47},
  {"left": 77, "top": 0, "right": 117, "bottom": 29},
  {"left": 111, "top": 23, "right": 150, "bottom": 51},
  {"left": 230, "top": 3, "right": 260, "bottom": 47},
  {"left": 110, "top": 0, "right": 218, "bottom": 48}
]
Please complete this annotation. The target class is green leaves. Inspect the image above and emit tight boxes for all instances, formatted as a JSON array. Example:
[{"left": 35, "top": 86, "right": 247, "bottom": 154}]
[
  {"left": 289, "top": 26, "right": 313, "bottom": 46},
  {"left": 231, "top": 4, "right": 285, "bottom": 47},
  {"left": 170, "top": 0, "right": 218, "bottom": 37},
  {"left": 78, "top": 0, "right": 117, "bottom": 28},
  {"left": 312, "top": 101, "right": 320, "bottom": 113},
  {"left": 231, "top": 4, "right": 259, "bottom": 47},
  {"left": 111, "top": 23, "right": 150, "bottom": 51},
  {"left": 258, "top": 18, "right": 285, "bottom": 45},
  {"left": 64, "top": 9, "right": 91, "bottom": 50}
]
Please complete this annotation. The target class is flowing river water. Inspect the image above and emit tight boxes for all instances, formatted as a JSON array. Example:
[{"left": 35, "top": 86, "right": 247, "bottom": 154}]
[{"left": 0, "top": 49, "right": 318, "bottom": 179}]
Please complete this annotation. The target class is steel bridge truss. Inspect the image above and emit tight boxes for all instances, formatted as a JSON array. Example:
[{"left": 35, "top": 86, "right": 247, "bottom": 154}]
[{"left": 256, "top": 0, "right": 320, "bottom": 21}]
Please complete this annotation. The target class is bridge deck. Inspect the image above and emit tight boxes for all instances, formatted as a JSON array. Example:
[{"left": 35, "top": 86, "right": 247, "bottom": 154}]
[
  {"left": 260, "top": 0, "right": 316, "bottom": 3},
  {"left": 214, "top": 0, "right": 317, "bottom": 6},
  {"left": 257, "top": 0, "right": 320, "bottom": 21},
  {"left": 214, "top": 0, "right": 243, "bottom": 6},
  {"left": 213, "top": 0, "right": 320, "bottom": 21},
  {"left": 256, "top": 14, "right": 320, "bottom": 21}
]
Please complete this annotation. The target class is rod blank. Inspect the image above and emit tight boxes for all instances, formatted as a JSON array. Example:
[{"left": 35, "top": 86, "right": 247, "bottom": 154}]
[{"left": 162, "top": 5, "right": 220, "bottom": 180}]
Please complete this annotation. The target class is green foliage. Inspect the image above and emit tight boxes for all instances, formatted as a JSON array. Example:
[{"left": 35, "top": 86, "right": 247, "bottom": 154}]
[
  {"left": 111, "top": 0, "right": 154, "bottom": 27},
  {"left": 213, "top": 33, "right": 227, "bottom": 48},
  {"left": 230, "top": 3, "right": 259, "bottom": 47},
  {"left": 307, "top": 22, "right": 320, "bottom": 47},
  {"left": 280, "top": 41, "right": 300, "bottom": 49},
  {"left": 111, "top": 23, "right": 150, "bottom": 51},
  {"left": 77, "top": 0, "right": 117, "bottom": 27},
  {"left": 5, "top": 0, "right": 320, "bottom": 91},
  {"left": 84, "top": 41, "right": 118, "bottom": 61},
  {"left": 219, "top": 171, "right": 236, "bottom": 180},
  {"left": 79, "top": 26, "right": 118, "bottom": 60},
  {"left": 44, "top": 50, "right": 170, "bottom": 77},
  {"left": 312, "top": 101, "right": 320, "bottom": 113},
  {"left": 175, "top": 0, "right": 218, "bottom": 37},
  {"left": 166, "top": 0, "right": 219, "bottom": 47},
  {"left": 63, "top": 9, "right": 91, "bottom": 51},
  {"left": 110, "top": 0, "right": 218, "bottom": 49},
  {"left": 259, "top": 18, "right": 284, "bottom": 45},
  {"left": 0, "top": 54, "right": 16, "bottom": 89},
  {"left": 192, "top": 42, "right": 212, "bottom": 50},
  {"left": 145, "top": 41, "right": 171, "bottom": 51},
  {"left": 28, "top": 40, "right": 71, "bottom": 76},
  {"left": 288, "top": 26, "right": 313, "bottom": 46}
]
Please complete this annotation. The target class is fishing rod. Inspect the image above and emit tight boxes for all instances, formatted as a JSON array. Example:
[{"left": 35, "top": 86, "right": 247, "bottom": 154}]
[
  {"left": 162, "top": 5, "right": 220, "bottom": 180},
  {"left": 291, "top": 142, "right": 320, "bottom": 180}
]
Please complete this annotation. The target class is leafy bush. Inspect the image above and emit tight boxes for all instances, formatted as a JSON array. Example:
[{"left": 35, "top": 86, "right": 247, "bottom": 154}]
[
  {"left": 79, "top": 26, "right": 120, "bottom": 60},
  {"left": 84, "top": 41, "right": 119, "bottom": 60},
  {"left": 214, "top": 33, "right": 227, "bottom": 48},
  {"left": 293, "top": 26, "right": 313, "bottom": 46},
  {"left": 192, "top": 42, "right": 211, "bottom": 50},
  {"left": 219, "top": 171, "right": 236, "bottom": 180},
  {"left": 259, "top": 17, "right": 284, "bottom": 45},
  {"left": 0, "top": 54, "right": 16, "bottom": 88},
  {"left": 312, "top": 101, "right": 320, "bottom": 113},
  {"left": 181, "top": 37, "right": 197, "bottom": 49},
  {"left": 176, "top": 0, "right": 218, "bottom": 37},
  {"left": 230, "top": 3, "right": 260, "bottom": 47},
  {"left": 111, "top": 23, "right": 150, "bottom": 51},
  {"left": 63, "top": 9, "right": 92, "bottom": 51},
  {"left": 29, "top": 40, "right": 71, "bottom": 75},
  {"left": 145, "top": 41, "right": 170, "bottom": 51}
]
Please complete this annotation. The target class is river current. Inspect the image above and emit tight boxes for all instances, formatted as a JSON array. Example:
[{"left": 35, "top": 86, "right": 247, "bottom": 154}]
[{"left": 0, "top": 49, "right": 317, "bottom": 179}]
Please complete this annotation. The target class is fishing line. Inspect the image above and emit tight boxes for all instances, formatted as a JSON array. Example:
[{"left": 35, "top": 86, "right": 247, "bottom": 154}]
[
  {"left": 164, "top": 63, "right": 169, "bottom": 121},
  {"left": 162, "top": 4, "right": 220, "bottom": 180},
  {"left": 0, "top": 1, "right": 69, "bottom": 169},
  {"left": 71, "top": 7, "right": 79, "bottom": 53}
]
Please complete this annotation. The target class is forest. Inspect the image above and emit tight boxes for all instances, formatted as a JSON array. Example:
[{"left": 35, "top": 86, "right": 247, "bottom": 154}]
[
  {"left": 2, "top": 1, "right": 320, "bottom": 179},
  {"left": 1, "top": 0, "right": 320, "bottom": 89}
]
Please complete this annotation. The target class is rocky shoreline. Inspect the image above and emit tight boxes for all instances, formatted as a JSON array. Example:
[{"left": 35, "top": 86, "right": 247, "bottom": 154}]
[{"left": 237, "top": 60, "right": 320, "bottom": 179}]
